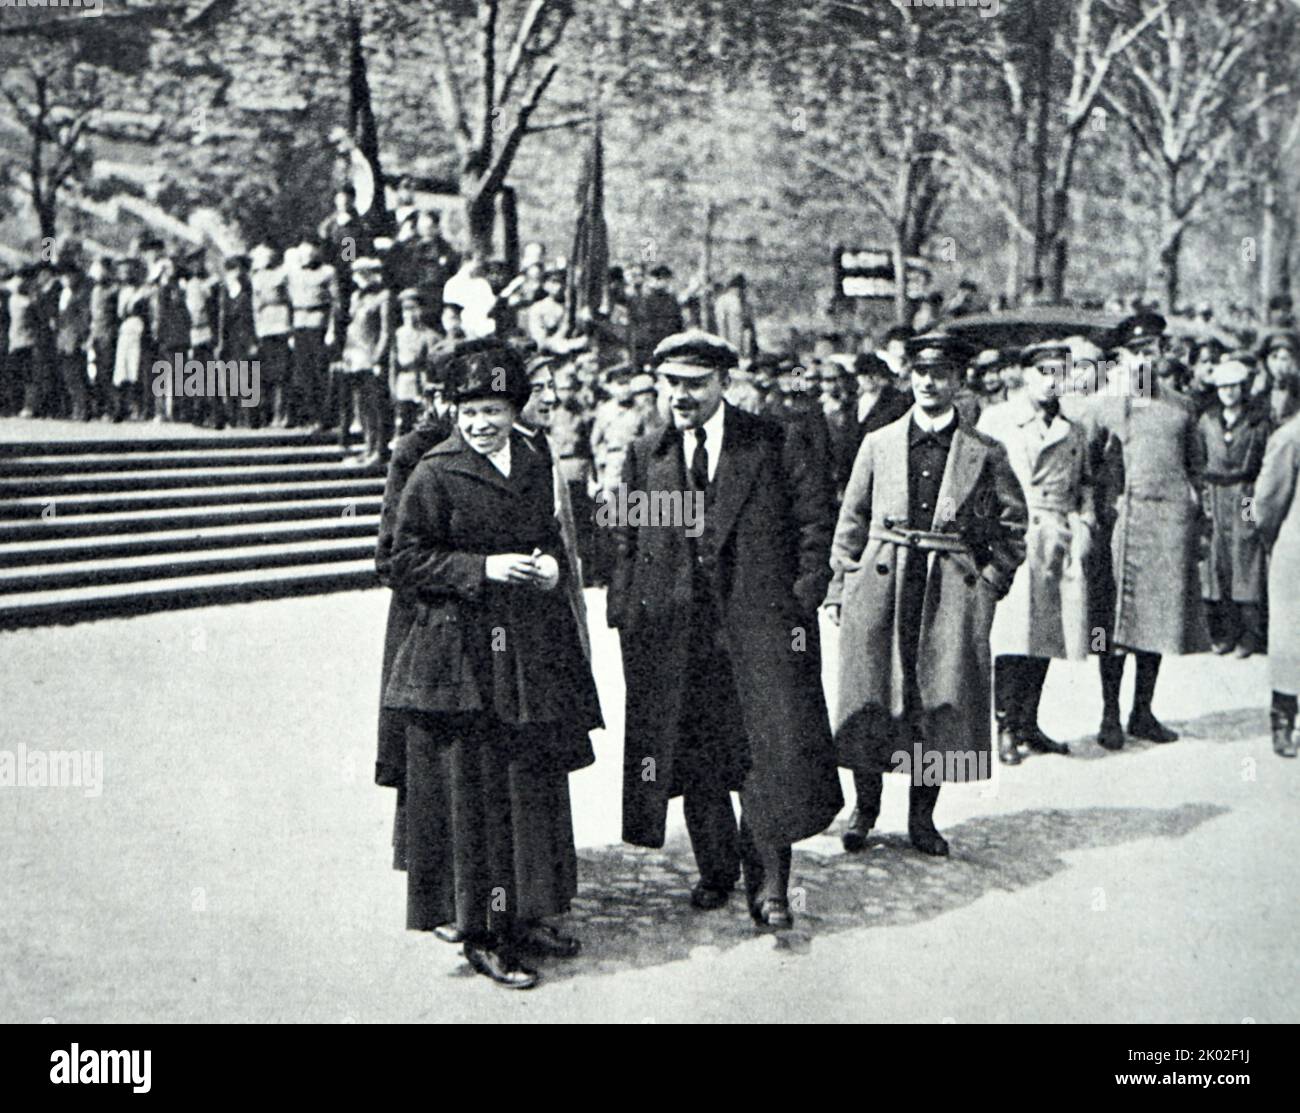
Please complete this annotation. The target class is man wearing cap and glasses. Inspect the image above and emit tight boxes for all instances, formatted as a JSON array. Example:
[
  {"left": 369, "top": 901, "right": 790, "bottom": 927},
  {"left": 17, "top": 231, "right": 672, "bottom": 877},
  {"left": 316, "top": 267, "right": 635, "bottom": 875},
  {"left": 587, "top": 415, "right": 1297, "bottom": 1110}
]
[
  {"left": 609, "top": 329, "right": 842, "bottom": 929},
  {"left": 827, "top": 332, "right": 1027, "bottom": 856},
  {"left": 1085, "top": 312, "right": 1210, "bottom": 750}
]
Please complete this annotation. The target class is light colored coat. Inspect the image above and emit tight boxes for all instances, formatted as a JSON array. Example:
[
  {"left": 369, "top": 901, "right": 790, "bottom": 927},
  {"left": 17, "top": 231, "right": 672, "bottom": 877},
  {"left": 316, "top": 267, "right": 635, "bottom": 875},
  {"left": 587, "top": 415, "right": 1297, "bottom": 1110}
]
[
  {"left": 1085, "top": 392, "right": 1210, "bottom": 655},
  {"left": 827, "top": 412, "right": 1028, "bottom": 781},
  {"left": 978, "top": 395, "right": 1095, "bottom": 659},
  {"left": 1256, "top": 413, "right": 1300, "bottom": 694}
]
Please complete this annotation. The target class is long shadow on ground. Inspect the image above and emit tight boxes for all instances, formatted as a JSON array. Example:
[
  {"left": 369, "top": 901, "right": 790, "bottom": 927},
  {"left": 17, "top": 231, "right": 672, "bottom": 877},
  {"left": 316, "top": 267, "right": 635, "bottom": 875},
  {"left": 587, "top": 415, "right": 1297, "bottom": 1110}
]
[
  {"left": 496, "top": 801, "right": 1229, "bottom": 983},
  {"left": 1061, "top": 705, "right": 1270, "bottom": 761}
]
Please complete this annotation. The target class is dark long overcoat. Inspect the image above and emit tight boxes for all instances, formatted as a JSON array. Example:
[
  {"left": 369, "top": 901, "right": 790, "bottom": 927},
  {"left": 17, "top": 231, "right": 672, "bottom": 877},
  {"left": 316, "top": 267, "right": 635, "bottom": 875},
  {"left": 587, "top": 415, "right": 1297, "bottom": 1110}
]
[
  {"left": 825, "top": 412, "right": 1028, "bottom": 781},
  {"left": 1256, "top": 413, "right": 1300, "bottom": 694},
  {"left": 1196, "top": 406, "right": 1269, "bottom": 604},
  {"left": 383, "top": 429, "right": 600, "bottom": 772},
  {"left": 374, "top": 418, "right": 451, "bottom": 790},
  {"left": 607, "top": 404, "right": 843, "bottom": 848}
]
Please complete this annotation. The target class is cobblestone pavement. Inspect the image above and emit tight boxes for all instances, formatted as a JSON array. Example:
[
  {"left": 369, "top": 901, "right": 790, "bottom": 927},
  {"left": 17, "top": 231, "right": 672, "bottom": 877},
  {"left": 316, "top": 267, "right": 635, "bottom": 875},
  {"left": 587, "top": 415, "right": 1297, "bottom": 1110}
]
[{"left": 0, "top": 590, "right": 1294, "bottom": 1023}]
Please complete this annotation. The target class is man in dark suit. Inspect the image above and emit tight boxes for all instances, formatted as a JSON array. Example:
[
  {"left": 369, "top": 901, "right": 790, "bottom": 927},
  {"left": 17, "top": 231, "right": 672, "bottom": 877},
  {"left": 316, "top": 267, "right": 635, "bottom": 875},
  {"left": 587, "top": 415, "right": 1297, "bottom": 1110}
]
[
  {"left": 839, "top": 351, "right": 913, "bottom": 490},
  {"left": 608, "top": 330, "right": 843, "bottom": 929}
]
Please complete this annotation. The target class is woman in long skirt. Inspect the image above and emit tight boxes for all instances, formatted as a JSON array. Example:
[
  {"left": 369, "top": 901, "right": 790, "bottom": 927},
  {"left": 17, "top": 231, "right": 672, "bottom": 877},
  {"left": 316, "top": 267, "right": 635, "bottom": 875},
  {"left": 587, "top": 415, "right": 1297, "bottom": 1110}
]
[{"left": 384, "top": 342, "right": 602, "bottom": 988}]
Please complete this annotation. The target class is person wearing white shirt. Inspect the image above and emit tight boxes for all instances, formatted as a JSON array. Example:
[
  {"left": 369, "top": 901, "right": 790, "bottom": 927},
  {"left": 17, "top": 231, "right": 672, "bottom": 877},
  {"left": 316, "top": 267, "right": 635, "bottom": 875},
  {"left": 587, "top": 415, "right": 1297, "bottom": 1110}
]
[{"left": 442, "top": 255, "right": 498, "bottom": 339}]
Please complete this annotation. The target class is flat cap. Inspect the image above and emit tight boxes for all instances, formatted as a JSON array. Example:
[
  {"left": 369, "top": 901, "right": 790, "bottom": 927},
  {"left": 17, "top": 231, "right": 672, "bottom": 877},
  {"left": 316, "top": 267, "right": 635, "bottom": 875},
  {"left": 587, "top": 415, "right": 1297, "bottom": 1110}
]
[
  {"left": 653, "top": 329, "right": 739, "bottom": 376},
  {"left": 1208, "top": 360, "right": 1251, "bottom": 388},
  {"left": 853, "top": 351, "right": 892, "bottom": 379},
  {"left": 1259, "top": 330, "right": 1300, "bottom": 358},
  {"left": 397, "top": 287, "right": 423, "bottom": 304}
]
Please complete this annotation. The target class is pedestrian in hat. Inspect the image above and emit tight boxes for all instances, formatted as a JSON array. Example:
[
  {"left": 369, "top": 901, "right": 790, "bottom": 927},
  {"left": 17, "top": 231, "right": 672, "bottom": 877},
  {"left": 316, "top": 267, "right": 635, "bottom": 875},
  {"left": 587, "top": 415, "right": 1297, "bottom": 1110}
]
[
  {"left": 1260, "top": 331, "right": 1300, "bottom": 427},
  {"left": 383, "top": 342, "right": 602, "bottom": 989},
  {"left": 978, "top": 342, "right": 1094, "bottom": 764},
  {"left": 251, "top": 244, "right": 293, "bottom": 427},
  {"left": 1085, "top": 312, "right": 1210, "bottom": 750},
  {"left": 526, "top": 268, "right": 568, "bottom": 353},
  {"left": 86, "top": 256, "right": 119, "bottom": 422},
  {"left": 112, "top": 257, "right": 151, "bottom": 421},
  {"left": 1255, "top": 364, "right": 1300, "bottom": 756},
  {"left": 390, "top": 287, "right": 438, "bottom": 438},
  {"left": 839, "top": 350, "right": 912, "bottom": 493},
  {"left": 828, "top": 332, "right": 1027, "bottom": 855},
  {"left": 609, "top": 330, "right": 843, "bottom": 928},
  {"left": 285, "top": 236, "right": 337, "bottom": 429},
  {"left": 1196, "top": 360, "right": 1270, "bottom": 657},
  {"left": 217, "top": 254, "right": 258, "bottom": 427},
  {"left": 337, "top": 258, "right": 391, "bottom": 465}
]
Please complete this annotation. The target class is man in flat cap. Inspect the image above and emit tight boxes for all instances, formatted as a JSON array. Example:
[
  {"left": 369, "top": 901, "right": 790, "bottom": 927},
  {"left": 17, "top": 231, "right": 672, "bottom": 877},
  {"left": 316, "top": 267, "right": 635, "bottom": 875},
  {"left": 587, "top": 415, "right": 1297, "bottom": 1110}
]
[
  {"left": 609, "top": 329, "right": 842, "bottom": 928},
  {"left": 839, "top": 351, "right": 912, "bottom": 492},
  {"left": 1085, "top": 312, "right": 1210, "bottom": 749},
  {"left": 1196, "top": 360, "right": 1270, "bottom": 657},
  {"left": 978, "top": 342, "right": 1095, "bottom": 763},
  {"left": 827, "top": 332, "right": 1027, "bottom": 855}
]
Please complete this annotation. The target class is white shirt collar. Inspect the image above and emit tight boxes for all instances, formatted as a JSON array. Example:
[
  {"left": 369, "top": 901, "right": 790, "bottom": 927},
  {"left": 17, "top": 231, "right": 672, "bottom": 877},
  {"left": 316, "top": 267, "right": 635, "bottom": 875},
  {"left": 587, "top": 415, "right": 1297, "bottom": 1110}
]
[
  {"left": 484, "top": 437, "right": 511, "bottom": 477},
  {"left": 911, "top": 405, "right": 956, "bottom": 434},
  {"left": 686, "top": 403, "right": 726, "bottom": 483}
]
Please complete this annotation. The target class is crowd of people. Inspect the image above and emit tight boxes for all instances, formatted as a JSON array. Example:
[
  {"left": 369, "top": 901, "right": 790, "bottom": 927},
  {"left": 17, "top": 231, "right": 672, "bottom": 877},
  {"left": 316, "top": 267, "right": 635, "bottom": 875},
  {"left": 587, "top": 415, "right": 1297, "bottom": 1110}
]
[
  {"left": 5, "top": 194, "right": 1298, "bottom": 991},
  {"left": 369, "top": 291, "right": 1300, "bottom": 989}
]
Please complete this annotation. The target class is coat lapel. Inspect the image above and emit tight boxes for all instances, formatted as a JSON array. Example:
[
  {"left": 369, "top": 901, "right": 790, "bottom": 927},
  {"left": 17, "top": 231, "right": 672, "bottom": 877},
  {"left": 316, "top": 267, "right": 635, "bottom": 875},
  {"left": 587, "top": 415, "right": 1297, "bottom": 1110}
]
[
  {"left": 874, "top": 410, "right": 913, "bottom": 524},
  {"left": 932, "top": 422, "right": 988, "bottom": 530},
  {"left": 431, "top": 428, "right": 518, "bottom": 496},
  {"left": 705, "top": 405, "right": 763, "bottom": 550}
]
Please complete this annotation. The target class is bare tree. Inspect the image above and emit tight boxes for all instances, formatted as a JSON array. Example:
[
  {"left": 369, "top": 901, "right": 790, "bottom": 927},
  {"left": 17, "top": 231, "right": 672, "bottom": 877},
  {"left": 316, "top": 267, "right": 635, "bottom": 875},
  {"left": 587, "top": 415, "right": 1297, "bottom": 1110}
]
[
  {"left": 419, "top": 0, "right": 576, "bottom": 258},
  {"left": 1102, "top": 0, "right": 1293, "bottom": 309},
  {"left": 0, "top": 42, "right": 103, "bottom": 244}
]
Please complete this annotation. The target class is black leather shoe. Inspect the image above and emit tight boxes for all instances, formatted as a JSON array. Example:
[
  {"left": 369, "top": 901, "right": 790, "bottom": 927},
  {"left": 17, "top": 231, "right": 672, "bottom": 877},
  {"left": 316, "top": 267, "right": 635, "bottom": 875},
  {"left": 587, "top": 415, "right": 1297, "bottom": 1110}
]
[
  {"left": 1098, "top": 717, "right": 1125, "bottom": 751},
  {"left": 841, "top": 807, "right": 876, "bottom": 852},
  {"left": 751, "top": 897, "right": 794, "bottom": 930},
  {"left": 1020, "top": 725, "right": 1069, "bottom": 756},
  {"left": 515, "top": 923, "right": 581, "bottom": 959},
  {"left": 432, "top": 924, "right": 464, "bottom": 944},
  {"left": 690, "top": 883, "right": 731, "bottom": 911},
  {"left": 909, "top": 824, "right": 950, "bottom": 857},
  {"left": 463, "top": 942, "right": 539, "bottom": 989},
  {"left": 1271, "top": 711, "right": 1297, "bottom": 758},
  {"left": 997, "top": 725, "right": 1022, "bottom": 765},
  {"left": 1127, "top": 710, "right": 1178, "bottom": 743}
]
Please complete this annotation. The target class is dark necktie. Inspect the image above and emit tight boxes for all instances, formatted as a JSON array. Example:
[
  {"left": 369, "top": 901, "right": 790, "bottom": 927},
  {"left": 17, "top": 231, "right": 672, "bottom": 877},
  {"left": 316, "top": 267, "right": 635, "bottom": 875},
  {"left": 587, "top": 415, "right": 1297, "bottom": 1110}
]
[{"left": 689, "top": 426, "right": 709, "bottom": 492}]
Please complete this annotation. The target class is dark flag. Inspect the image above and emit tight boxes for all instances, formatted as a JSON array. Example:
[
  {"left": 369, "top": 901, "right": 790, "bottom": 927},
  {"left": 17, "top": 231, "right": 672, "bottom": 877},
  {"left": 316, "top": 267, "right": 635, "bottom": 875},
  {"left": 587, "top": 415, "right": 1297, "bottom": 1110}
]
[
  {"left": 346, "top": 7, "right": 392, "bottom": 237},
  {"left": 565, "top": 120, "right": 610, "bottom": 336}
]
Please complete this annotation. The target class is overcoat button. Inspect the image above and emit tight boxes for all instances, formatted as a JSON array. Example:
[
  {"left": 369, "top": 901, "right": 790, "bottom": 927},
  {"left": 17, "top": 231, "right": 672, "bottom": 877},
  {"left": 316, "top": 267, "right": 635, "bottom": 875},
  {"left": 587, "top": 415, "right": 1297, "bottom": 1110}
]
[
  {"left": 965, "top": 574, "right": 977, "bottom": 586},
  {"left": 876, "top": 564, "right": 890, "bottom": 575}
]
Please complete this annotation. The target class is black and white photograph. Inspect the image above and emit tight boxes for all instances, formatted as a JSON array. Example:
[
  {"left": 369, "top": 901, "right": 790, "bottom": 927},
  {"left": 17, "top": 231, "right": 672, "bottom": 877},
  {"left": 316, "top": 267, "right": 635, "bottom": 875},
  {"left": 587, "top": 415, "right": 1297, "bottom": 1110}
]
[{"left": 0, "top": 0, "right": 1297, "bottom": 1060}]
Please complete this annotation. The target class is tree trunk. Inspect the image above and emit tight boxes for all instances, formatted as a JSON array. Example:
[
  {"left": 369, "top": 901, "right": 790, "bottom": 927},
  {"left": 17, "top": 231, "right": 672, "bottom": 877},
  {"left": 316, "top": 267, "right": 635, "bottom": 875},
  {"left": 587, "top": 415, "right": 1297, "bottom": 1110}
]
[
  {"left": 893, "top": 228, "right": 910, "bottom": 325},
  {"left": 1029, "top": 17, "right": 1052, "bottom": 297},
  {"left": 1160, "top": 173, "right": 1183, "bottom": 312},
  {"left": 36, "top": 191, "right": 57, "bottom": 245},
  {"left": 1048, "top": 182, "right": 1070, "bottom": 303},
  {"left": 463, "top": 183, "right": 496, "bottom": 259}
]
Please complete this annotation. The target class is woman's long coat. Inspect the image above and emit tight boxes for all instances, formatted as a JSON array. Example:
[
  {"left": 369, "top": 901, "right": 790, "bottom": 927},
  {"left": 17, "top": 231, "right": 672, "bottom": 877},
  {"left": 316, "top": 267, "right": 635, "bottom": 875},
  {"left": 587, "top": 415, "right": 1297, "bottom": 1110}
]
[
  {"left": 825, "top": 413, "right": 1028, "bottom": 781},
  {"left": 1256, "top": 413, "right": 1300, "bottom": 694},
  {"left": 1197, "top": 406, "right": 1269, "bottom": 604},
  {"left": 1085, "top": 393, "right": 1211, "bottom": 655},
  {"left": 978, "top": 395, "right": 1094, "bottom": 660},
  {"left": 374, "top": 418, "right": 451, "bottom": 790},
  {"left": 383, "top": 429, "right": 601, "bottom": 773},
  {"left": 607, "top": 405, "right": 843, "bottom": 849}
]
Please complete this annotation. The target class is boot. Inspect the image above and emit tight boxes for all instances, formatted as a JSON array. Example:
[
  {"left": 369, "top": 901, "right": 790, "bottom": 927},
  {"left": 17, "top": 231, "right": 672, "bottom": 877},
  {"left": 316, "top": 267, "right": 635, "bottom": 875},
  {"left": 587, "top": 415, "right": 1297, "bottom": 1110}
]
[
  {"left": 1235, "top": 605, "right": 1264, "bottom": 659},
  {"left": 842, "top": 771, "right": 882, "bottom": 852},
  {"left": 1017, "top": 658, "right": 1068, "bottom": 754},
  {"left": 996, "top": 710, "right": 1022, "bottom": 766},
  {"left": 907, "top": 784, "right": 948, "bottom": 857},
  {"left": 1128, "top": 652, "right": 1178, "bottom": 742},
  {"left": 1098, "top": 655, "right": 1126, "bottom": 751},
  {"left": 1272, "top": 696, "right": 1298, "bottom": 759}
]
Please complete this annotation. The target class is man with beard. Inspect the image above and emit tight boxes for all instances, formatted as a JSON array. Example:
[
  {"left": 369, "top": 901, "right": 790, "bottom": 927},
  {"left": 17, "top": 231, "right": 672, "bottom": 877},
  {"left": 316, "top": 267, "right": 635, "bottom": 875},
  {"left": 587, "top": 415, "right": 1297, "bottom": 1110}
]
[{"left": 609, "top": 330, "right": 842, "bottom": 928}]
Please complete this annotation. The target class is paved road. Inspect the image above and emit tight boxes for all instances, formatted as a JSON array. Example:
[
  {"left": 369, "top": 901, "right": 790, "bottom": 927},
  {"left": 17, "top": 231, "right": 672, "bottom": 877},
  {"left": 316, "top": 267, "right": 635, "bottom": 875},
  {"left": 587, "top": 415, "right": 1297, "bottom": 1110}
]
[{"left": 0, "top": 590, "right": 1295, "bottom": 1022}]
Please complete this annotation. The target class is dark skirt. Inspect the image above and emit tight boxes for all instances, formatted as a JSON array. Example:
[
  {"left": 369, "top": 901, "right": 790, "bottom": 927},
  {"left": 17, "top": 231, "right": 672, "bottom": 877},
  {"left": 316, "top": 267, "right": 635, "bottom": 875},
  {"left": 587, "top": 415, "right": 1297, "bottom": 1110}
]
[{"left": 393, "top": 714, "right": 578, "bottom": 938}]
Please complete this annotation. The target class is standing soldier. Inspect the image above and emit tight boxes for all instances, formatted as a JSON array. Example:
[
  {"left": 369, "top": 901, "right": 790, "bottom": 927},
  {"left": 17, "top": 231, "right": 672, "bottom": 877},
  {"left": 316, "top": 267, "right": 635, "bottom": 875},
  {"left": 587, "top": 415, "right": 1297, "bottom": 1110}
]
[
  {"left": 1255, "top": 366, "right": 1300, "bottom": 757},
  {"left": 978, "top": 342, "right": 1094, "bottom": 764},
  {"left": 250, "top": 244, "right": 293, "bottom": 428},
  {"left": 182, "top": 249, "right": 219, "bottom": 425},
  {"left": 216, "top": 255, "right": 258, "bottom": 427},
  {"left": 285, "top": 237, "right": 337, "bottom": 429},
  {"left": 609, "top": 331, "right": 842, "bottom": 928},
  {"left": 827, "top": 333, "right": 1027, "bottom": 856},
  {"left": 1197, "top": 361, "right": 1270, "bottom": 657},
  {"left": 1086, "top": 313, "right": 1210, "bottom": 750},
  {"left": 337, "top": 258, "right": 391, "bottom": 466}
]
